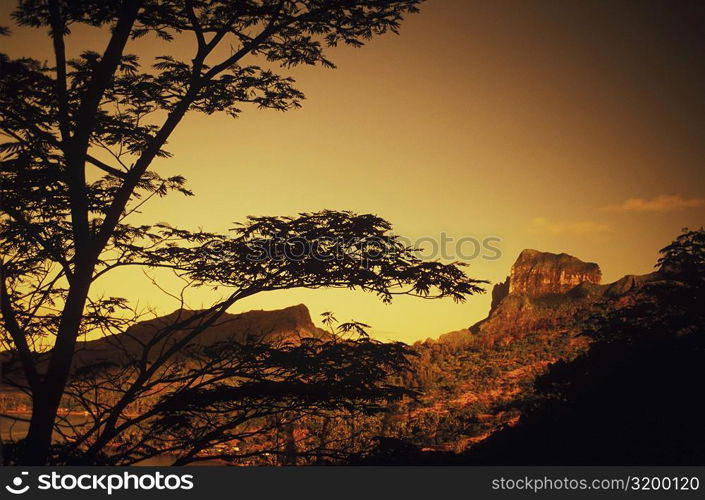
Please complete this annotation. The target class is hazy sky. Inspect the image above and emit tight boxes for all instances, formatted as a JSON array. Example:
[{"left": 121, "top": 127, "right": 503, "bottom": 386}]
[{"left": 2, "top": 1, "right": 704, "bottom": 342}]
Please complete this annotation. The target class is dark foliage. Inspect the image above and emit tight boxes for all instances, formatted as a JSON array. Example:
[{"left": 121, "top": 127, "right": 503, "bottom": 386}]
[{"left": 0, "top": 0, "right": 492, "bottom": 466}]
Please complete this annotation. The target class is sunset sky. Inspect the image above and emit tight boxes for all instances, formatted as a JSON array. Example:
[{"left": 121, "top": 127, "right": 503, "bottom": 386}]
[{"left": 3, "top": 1, "right": 704, "bottom": 343}]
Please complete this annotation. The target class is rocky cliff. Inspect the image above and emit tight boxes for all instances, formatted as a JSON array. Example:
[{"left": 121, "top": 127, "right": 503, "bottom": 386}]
[
  {"left": 474, "top": 250, "right": 604, "bottom": 339},
  {"left": 507, "top": 249, "right": 602, "bottom": 296},
  {"left": 438, "top": 249, "right": 656, "bottom": 344}
]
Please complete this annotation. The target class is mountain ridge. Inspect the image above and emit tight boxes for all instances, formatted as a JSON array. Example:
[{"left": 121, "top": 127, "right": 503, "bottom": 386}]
[{"left": 70, "top": 303, "right": 328, "bottom": 368}]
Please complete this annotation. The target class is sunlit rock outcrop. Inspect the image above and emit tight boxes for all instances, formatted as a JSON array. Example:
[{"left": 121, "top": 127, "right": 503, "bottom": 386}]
[
  {"left": 437, "top": 249, "right": 656, "bottom": 344},
  {"left": 508, "top": 249, "right": 602, "bottom": 296}
]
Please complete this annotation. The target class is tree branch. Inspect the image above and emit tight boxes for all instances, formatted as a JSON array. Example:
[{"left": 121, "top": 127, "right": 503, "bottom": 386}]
[
  {"left": 95, "top": 5, "right": 290, "bottom": 255},
  {"left": 2, "top": 205, "right": 73, "bottom": 280},
  {"left": 47, "top": 0, "right": 71, "bottom": 145},
  {"left": 184, "top": 0, "right": 205, "bottom": 51},
  {"left": 86, "top": 154, "right": 127, "bottom": 178},
  {"left": 66, "top": 0, "right": 142, "bottom": 257},
  {"left": 0, "top": 261, "right": 41, "bottom": 392}
]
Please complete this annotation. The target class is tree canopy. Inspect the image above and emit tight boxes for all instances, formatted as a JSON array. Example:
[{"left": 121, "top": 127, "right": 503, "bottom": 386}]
[{"left": 0, "top": 0, "right": 491, "bottom": 465}]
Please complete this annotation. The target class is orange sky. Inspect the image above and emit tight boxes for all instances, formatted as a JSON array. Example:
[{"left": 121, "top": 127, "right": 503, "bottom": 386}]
[{"left": 3, "top": 1, "right": 704, "bottom": 342}]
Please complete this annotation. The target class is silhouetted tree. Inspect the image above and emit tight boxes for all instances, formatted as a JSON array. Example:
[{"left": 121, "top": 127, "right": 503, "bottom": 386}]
[{"left": 0, "top": 0, "right": 492, "bottom": 465}]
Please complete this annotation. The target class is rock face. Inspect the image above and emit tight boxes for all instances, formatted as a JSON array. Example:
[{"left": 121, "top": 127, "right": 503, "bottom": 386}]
[
  {"left": 490, "top": 277, "right": 510, "bottom": 311},
  {"left": 477, "top": 249, "right": 603, "bottom": 337},
  {"left": 508, "top": 249, "right": 602, "bottom": 296},
  {"left": 435, "top": 249, "right": 656, "bottom": 345}
]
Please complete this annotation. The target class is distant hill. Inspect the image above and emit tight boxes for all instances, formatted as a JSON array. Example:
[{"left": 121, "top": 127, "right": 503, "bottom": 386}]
[
  {"left": 71, "top": 304, "right": 328, "bottom": 367},
  {"left": 0, "top": 305, "right": 327, "bottom": 382}
]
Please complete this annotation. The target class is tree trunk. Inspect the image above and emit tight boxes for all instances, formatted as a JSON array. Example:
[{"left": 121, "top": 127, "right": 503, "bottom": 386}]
[
  {"left": 20, "top": 270, "right": 94, "bottom": 465},
  {"left": 21, "top": 388, "right": 60, "bottom": 465}
]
